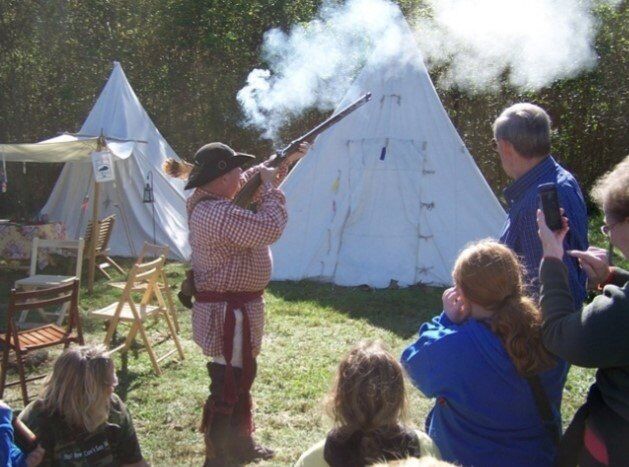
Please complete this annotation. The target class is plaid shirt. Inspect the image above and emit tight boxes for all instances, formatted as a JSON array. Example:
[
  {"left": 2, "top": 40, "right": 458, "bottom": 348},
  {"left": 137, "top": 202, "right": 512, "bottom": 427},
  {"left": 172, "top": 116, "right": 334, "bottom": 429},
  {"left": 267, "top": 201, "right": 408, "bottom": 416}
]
[
  {"left": 500, "top": 156, "right": 588, "bottom": 307},
  {"left": 187, "top": 161, "right": 289, "bottom": 357}
]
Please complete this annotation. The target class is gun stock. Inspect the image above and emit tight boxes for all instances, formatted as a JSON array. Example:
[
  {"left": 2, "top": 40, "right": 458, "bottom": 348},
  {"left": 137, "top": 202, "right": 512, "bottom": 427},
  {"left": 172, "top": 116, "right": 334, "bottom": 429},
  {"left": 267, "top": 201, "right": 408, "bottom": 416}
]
[{"left": 233, "top": 92, "right": 372, "bottom": 208}]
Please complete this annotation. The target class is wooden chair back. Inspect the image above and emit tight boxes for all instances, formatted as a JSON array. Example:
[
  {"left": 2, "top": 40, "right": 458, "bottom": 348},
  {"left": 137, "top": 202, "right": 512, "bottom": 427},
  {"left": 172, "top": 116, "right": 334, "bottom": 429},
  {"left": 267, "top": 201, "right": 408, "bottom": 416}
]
[
  {"left": 8, "top": 280, "right": 82, "bottom": 340},
  {"left": 29, "top": 238, "right": 85, "bottom": 278},
  {"left": 137, "top": 242, "right": 170, "bottom": 262},
  {"left": 84, "top": 214, "right": 115, "bottom": 255},
  {"left": 121, "top": 256, "right": 165, "bottom": 315},
  {"left": 1, "top": 280, "right": 83, "bottom": 404},
  {"left": 135, "top": 243, "right": 179, "bottom": 332}
]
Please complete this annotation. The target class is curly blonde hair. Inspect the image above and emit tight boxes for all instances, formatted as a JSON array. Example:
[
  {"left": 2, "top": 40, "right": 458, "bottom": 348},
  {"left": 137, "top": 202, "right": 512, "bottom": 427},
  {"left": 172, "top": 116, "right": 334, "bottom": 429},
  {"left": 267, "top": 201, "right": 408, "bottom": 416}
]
[
  {"left": 325, "top": 340, "right": 409, "bottom": 463},
  {"left": 453, "top": 240, "right": 555, "bottom": 376}
]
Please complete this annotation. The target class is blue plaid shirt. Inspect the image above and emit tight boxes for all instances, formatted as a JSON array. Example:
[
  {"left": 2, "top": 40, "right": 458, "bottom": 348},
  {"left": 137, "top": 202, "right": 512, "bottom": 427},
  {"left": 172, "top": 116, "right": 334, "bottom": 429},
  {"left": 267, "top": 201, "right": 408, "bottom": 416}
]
[{"left": 500, "top": 156, "right": 588, "bottom": 308}]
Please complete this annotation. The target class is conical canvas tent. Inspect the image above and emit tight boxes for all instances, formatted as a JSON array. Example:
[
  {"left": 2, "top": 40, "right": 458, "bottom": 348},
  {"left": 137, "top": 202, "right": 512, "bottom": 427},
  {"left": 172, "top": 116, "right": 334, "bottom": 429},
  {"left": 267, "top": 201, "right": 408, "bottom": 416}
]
[
  {"left": 41, "top": 62, "right": 190, "bottom": 261},
  {"left": 271, "top": 25, "right": 506, "bottom": 288}
]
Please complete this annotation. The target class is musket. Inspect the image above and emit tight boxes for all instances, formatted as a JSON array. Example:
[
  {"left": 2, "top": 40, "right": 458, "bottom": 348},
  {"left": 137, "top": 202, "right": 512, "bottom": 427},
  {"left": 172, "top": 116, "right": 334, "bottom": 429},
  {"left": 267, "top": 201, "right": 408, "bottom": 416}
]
[{"left": 233, "top": 92, "right": 372, "bottom": 208}]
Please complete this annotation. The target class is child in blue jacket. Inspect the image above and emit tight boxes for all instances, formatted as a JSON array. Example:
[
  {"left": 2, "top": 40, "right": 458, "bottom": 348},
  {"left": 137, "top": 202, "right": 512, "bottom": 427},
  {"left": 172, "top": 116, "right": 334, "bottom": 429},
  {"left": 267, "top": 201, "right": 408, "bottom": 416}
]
[
  {"left": 401, "top": 240, "right": 568, "bottom": 467},
  {"left": 0, "top": 401, "right": 43, "bottom": 467}
]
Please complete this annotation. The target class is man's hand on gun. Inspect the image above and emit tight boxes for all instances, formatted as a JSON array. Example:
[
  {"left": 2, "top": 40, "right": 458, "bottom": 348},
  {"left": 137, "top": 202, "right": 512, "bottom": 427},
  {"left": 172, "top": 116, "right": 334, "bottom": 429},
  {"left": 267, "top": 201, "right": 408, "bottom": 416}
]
[
  {"left": 260, "top": 166, "right": 279, "bottom": 184},
  {"left": 285, "top": 142, "right": 310, "bottom": 165},
  {"left": 261, "top": 142, "right": 310, "bottom": 184}
]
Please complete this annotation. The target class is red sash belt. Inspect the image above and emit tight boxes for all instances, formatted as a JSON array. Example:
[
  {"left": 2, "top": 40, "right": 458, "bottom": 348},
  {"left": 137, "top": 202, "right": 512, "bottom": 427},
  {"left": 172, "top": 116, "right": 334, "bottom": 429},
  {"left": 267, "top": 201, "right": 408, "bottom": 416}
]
[{"left": 195, "top": 290, "right": 263, "bottom": 404}]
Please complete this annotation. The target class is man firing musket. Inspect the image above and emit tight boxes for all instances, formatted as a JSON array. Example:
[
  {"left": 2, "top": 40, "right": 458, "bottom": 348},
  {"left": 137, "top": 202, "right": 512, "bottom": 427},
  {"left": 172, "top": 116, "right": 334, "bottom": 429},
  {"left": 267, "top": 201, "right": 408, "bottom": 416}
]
[{"left": 163, "top": 92, "right": 371, "bottom": 466}]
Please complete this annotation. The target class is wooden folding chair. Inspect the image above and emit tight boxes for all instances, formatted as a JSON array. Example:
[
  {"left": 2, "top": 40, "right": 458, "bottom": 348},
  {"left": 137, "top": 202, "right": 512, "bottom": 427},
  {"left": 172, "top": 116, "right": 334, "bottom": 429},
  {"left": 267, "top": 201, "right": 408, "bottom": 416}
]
[
  {"left": 108, "top": 242, "right": 180, "bottom": 333},
  {"left": 91, "top": 256, "right": 184, "bottom": 375},
  {"left": 14, "top": 238, "right": 85, "bottom": 326},
  {"left": 84, "top": 215, "right": 124, "bottom": 280},
  {"left": 0, "top": 280, "right": 84, "bottom": 405}
]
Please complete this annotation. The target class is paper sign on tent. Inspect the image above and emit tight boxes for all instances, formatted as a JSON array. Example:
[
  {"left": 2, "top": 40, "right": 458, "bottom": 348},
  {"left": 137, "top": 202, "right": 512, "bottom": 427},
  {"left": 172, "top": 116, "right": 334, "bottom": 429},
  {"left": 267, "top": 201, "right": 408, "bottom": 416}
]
[{"left": 91, "top": 150, "right": 115, "bottom": 183}]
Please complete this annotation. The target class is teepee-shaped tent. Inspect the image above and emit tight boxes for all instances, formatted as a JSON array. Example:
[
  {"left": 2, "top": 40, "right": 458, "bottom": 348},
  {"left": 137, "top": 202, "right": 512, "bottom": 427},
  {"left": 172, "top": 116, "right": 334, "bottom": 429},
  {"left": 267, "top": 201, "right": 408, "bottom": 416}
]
[
  {"left": 42, "top": 62, "right": 190, "bottom": 261},
  {"left": 271, "top": 23, "right": 506, "bottom": 288}
]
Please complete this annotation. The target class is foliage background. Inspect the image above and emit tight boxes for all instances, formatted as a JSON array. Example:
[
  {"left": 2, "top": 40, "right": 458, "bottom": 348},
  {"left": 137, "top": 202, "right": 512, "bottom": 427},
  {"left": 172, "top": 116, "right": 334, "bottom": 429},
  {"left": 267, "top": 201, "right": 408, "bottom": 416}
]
[{"left": 0, "top": 0, "right": 626, "bottom": 217}]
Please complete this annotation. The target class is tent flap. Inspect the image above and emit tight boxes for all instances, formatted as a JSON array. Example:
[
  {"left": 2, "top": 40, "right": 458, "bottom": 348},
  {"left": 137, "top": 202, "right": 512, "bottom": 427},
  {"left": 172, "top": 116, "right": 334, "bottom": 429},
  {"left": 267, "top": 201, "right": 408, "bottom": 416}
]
[{"left": 0, "top": 135, "right": 136, "bottom": 163}]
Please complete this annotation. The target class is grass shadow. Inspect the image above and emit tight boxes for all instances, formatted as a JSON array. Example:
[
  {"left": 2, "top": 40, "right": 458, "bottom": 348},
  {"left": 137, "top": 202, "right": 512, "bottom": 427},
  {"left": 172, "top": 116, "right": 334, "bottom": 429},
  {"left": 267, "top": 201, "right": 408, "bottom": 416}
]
[
  {"left": 267, "top": 280, "right": 444, "bottom": 339},
  {"left": 115, "top": 350, "right": 144, "bottom": 402}
]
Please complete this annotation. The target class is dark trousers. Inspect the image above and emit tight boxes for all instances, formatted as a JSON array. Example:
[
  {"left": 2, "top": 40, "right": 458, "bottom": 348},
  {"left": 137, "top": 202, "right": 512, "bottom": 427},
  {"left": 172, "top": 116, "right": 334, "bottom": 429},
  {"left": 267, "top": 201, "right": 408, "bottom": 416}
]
[
  {"left": 201, "top": 360, "right": 258, "bottom": 460},
  {"left": 556, "top": 384, "right": 629, "bottom": 467}
]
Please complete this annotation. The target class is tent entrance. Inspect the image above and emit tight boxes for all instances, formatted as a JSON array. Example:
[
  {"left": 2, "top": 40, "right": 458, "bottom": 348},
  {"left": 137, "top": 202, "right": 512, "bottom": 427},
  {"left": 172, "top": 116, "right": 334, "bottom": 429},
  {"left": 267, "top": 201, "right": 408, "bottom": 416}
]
[{"left": 333, "top": 139, "right": 424, "bottom": 287}]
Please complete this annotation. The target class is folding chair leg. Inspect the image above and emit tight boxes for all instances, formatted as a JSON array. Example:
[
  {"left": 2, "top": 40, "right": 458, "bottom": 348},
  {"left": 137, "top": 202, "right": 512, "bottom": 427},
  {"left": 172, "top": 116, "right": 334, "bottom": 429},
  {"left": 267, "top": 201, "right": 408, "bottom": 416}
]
[
  {"left": 97, "top": 265, "right": 113, "bottom": 280},
  {"left": 136, "top": 321, "right": 162, "bottom": 376},
  {"left": 106, "top": 257, "right": 125, "bottom": 275},
  {"left": 162, "top": 281, "right": 180, "bottom": 333},
  {"left": 163, "top": 311, "right": 185, "bottom": 361},
  {"left": 15, "top": 352, "right": 29, "bottom": 406},
  {"left": 0, "top": 344, "right": 10, "bottom": 399}
]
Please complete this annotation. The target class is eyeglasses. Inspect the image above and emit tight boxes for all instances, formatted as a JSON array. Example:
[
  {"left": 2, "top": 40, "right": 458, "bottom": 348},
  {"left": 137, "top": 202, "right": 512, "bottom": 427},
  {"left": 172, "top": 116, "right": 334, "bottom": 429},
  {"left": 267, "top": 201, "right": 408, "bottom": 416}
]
[{"left": 600, "top": 220, "right": 623, "bottom": 236}]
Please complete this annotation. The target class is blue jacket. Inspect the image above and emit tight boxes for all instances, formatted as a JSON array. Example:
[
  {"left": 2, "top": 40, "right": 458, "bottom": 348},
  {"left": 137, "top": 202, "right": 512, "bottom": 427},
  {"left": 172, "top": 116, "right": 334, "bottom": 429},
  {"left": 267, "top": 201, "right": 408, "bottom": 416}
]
[
  {"left": 401, "top": 312, "right": 568, "bottom": 467},
  {"left": 0, "top": 406, "right": 25, "bottom": 467}
]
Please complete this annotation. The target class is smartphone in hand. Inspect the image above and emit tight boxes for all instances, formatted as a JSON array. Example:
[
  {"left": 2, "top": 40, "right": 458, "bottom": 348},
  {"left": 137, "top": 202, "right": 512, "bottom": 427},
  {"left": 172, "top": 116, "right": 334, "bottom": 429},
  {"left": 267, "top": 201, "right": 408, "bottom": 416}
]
[{"left": 538, "top": 183, "right": 563, "bottom": 231}]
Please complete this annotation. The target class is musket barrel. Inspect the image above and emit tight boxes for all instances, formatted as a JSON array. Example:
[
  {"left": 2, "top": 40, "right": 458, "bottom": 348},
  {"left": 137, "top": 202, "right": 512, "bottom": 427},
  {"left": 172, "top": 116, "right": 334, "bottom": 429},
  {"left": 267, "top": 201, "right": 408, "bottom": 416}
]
[
  {"left": 234, "top": 92, "right": 372, "bottom": 208},
  {"left": 279, "top": 92, "right": 372, "bottom": 156}
]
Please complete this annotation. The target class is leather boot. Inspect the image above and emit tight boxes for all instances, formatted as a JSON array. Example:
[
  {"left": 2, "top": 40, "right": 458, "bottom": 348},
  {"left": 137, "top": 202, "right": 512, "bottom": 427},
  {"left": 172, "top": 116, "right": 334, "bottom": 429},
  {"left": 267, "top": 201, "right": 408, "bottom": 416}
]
[
  {"left": 200, "top": 395, "right": 232, "bottom": 467},
  {"left": 202, "top": 411, "right": 231, "bottom": 466},
  {"left": 229, "top": 436, "right": 275, "bottom": 463}
]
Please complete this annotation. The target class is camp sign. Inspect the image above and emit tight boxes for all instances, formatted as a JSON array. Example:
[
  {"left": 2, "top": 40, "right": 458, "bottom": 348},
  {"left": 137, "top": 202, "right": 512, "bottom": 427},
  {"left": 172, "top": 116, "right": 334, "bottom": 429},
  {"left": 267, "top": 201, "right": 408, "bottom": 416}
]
[{"left": 91, "top": 150, "right": 115, "bottom": 183}]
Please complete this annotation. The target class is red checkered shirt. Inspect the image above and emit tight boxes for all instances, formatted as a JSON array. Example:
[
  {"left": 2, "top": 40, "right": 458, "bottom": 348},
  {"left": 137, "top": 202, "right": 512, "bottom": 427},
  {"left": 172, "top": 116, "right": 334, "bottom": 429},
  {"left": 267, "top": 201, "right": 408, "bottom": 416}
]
[{"left": 187, "top": 161, "right": 289, "bottom": 357}]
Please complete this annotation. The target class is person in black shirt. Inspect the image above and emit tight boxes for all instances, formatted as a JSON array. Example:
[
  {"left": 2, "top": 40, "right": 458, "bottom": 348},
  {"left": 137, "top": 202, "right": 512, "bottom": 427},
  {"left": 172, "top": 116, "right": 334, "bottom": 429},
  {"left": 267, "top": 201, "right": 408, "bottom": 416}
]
[{"left": 20, "top": 345, "right": 147, "bottom": 467}]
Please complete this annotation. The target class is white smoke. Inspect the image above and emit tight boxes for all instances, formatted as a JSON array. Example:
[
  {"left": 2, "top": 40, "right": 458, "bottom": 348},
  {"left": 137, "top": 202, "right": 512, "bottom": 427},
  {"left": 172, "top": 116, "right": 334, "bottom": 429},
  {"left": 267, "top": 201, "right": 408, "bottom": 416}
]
[
  {"left": 237, "top": 0, "right": 409, "bottom": 140},
  {"left": 238, "top": 0, "right": 616, "bottom": 139},
  {"left": 416, "top": 0, "right": 603, "bottom": 90}
]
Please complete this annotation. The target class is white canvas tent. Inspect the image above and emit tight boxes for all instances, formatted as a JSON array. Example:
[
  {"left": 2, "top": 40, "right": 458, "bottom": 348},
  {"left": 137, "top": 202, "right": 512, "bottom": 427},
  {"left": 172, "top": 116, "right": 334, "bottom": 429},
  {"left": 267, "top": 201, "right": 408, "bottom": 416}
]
[
  {"left": 37, "top": 62, "right": 190, "bottom": 261},
  {"left": 271, "top": 24, "right": 506, "bottom": 288}
]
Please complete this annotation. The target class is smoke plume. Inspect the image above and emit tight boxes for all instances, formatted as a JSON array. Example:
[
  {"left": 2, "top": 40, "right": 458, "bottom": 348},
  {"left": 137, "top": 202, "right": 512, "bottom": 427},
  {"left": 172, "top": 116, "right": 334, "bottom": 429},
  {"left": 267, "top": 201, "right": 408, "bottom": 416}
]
[
  {"left": 416, "top": 0, "right": 604, "bottom": 90},
  {"left": 238, "top": 0, "right": 617, "bottom": 140}
]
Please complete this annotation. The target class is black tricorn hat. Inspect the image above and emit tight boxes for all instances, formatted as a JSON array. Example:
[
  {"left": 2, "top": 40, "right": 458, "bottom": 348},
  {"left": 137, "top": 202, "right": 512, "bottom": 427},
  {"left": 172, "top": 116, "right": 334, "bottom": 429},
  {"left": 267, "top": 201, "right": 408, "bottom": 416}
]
[{"left": 185, "top": 142, "right": 255, "bottom": 190}]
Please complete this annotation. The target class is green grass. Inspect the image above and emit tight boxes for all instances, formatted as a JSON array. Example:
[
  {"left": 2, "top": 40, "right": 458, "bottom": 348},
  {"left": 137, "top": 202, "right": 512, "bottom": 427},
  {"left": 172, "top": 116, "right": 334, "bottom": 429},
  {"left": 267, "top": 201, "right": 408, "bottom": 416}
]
[
  {"left": 3, "top": 211, "right": 622, "bottom": 465},
  {"left": 0, "top": 263, "right": 595, "bottom": 466}
]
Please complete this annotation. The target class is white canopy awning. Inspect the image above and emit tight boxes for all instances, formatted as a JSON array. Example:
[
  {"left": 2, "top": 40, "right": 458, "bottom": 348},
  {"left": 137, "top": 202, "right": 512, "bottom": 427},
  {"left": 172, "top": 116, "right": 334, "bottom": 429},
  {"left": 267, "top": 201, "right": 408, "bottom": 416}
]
[{"left": 0, "top": 134, "right": 136, "bottom": 163}]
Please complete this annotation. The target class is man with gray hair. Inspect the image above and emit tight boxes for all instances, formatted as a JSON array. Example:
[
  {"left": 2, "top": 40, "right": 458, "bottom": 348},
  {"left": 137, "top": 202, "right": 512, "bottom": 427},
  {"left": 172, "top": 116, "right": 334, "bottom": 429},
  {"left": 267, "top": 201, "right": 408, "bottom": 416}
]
[{"left": 493, "top": 103, "right": 588, "bottom": 308}]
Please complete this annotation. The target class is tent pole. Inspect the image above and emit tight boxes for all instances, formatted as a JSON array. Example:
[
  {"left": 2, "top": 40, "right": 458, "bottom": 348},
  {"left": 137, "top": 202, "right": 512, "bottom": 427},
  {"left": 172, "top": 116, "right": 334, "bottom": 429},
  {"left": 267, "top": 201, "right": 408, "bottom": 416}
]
[
  {"left": 113, "top": 178, "right": 136, "bottom": 257},
  {"left": 87, "top": 179, "right": 100, "bottom": 295}
]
